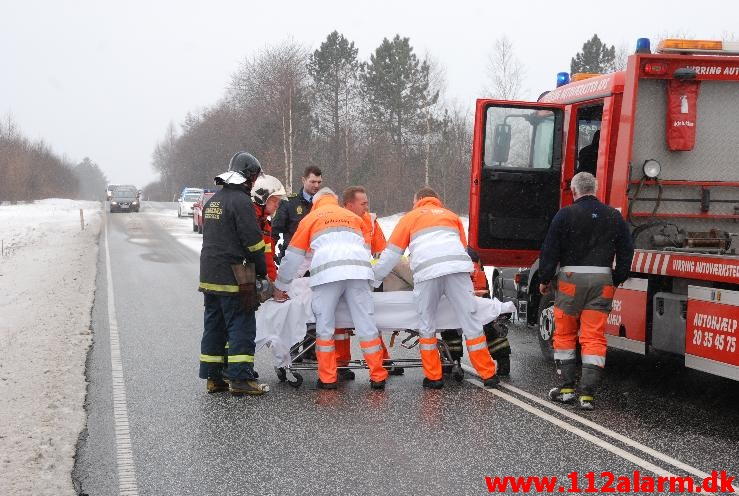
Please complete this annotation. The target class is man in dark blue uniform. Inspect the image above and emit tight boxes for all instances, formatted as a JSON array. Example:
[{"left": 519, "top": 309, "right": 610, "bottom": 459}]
[
  {"left": 198, "top": 151, "right": 269, "bottom": 396},
  {"left": 271, "top": 166, "right": 322, "bottom": 263},
  {"left": 538, "top": 172, "right": 634, "bottom": 410}
]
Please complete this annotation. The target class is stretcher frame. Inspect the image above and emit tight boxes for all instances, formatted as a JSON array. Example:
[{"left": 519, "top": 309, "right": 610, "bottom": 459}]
[{"left": 274, "top": 328, "right": 466, "bottom": 388}]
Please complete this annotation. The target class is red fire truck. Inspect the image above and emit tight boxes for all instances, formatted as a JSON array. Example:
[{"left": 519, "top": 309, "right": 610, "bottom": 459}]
[{"left": 469, "top": 38, "right": 739, "bottom": 381}]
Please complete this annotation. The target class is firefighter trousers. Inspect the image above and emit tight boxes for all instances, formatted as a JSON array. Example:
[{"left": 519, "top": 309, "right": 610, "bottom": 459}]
[
  {"left": 311, "top": 280, "right": 388, "bottom": 383},
  {"left": 200, "top": 292, "right": 257, "bottom": 381},
  {"left": 552, "top": 270, "right": 615, "bottom": 394},
  {"left": 413, "top": 272, "right": 496, "bottom": 381}
]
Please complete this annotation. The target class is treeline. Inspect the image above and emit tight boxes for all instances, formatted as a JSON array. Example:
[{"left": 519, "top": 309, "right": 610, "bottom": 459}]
[
  {"left": 0, "top": 118, "right": 108, "bottom": 202},
  {"left": 149, "top": 32, "right": 472, "bottom": 214}
]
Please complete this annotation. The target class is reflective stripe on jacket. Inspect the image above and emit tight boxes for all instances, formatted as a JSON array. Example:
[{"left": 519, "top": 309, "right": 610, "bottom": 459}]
[
  {"left": 373, "top": 196, "right": 472, "bottom": 284},
  {"left": 275, "top": 195, "right": 373, "bottom": 290}
]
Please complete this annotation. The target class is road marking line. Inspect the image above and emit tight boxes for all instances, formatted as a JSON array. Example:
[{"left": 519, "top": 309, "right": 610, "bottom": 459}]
[
  {"left": 465, "top": 377, "right": 676, "bottom": 477},
  {"left": 497, "top": 380, "right": 712, "bottom": 480},
  {"left": 105, "top": 217, "right": 140, "bottom": 496}
]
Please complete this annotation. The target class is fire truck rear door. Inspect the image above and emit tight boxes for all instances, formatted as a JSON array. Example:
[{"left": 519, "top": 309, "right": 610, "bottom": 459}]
[{"left": 470, "top": 100, "right": 565, "bottom": 267}]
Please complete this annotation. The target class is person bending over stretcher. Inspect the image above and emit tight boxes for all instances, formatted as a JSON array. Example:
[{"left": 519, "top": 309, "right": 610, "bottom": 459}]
[
  {"left": 372, "top": 187, "right": 500, "bottom": 389},
  {"left": 273, "top": 188, "right": 389, "bottom": 390}
]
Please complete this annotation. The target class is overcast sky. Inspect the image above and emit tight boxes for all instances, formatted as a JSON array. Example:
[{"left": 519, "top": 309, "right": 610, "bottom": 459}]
[{"left": 1, "top": 0, "right": 735, "bottom": 187}]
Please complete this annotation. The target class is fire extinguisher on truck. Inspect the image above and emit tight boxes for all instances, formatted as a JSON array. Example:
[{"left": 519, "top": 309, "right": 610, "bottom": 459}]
[{"left": 470, "top": 37, "right": 739, "bottom": 381}]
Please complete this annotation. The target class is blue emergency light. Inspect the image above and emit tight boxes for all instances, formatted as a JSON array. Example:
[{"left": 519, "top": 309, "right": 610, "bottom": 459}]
[
  {"left": 636, "top": 37, "right": 651, "bottom": 54},
  {"left": 556, "top": 72, "right": 570, "bottom": 87}
]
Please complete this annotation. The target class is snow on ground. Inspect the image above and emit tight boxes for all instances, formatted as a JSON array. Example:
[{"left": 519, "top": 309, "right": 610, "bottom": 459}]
[{"left": 0, "top": 199, "right": 101, "bottom": 496}]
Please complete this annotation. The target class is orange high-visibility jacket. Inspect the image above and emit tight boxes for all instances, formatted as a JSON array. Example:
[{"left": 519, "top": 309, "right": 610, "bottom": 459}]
[
  {"left": 363, "top": 212, "right": 387, "bottom": 256},
  {"left": 373, "top": 196, "right": 472, "bottom": 285},
  {"left": 275, "top": 194, "right": 372, "bottom": 290}
]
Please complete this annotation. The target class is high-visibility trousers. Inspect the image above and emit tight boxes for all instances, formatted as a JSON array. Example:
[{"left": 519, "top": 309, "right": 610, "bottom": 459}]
[
  {"left": 312, "top": 280, "right": 388, "bottom": 384},
  {"left": 552, "top": 270, "right": 614, "bottom": 393},
  {"left": 413, "top": 272, "right": 496, "bottom": 381}
]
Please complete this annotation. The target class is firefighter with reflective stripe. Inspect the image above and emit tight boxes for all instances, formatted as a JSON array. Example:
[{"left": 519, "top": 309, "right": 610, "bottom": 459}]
[
  {"left": 333, "top": 186, "right": 402, "bottom": 381},
  {"left": 373, "top": 187, "right": 499, "bottom": 389},
  {"left": 441, "top": 247, "right": 513, "bottom": 376},
  {"left": 539, "top": 172, "right": 634, "bottom": 410},
  {"left": 273, "top": 187, "right": 389, "bottom": 390},
  {"left": 199, "top": 151, "right": 268, "bottom": 396},
  {"left": 251, "top": 174, "right": 287, "bottom": 282}
]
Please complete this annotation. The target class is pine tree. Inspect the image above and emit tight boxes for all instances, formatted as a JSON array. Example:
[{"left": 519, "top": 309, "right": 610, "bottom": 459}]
[
  {"left": 361, "top": 35, "right": 438, "bottom": 147},
  {"left": 570, "top": 34, "right": 616, "bottom": 74},
  {"left": 307, "top": 31, "right": 360, "bottom": 185}
]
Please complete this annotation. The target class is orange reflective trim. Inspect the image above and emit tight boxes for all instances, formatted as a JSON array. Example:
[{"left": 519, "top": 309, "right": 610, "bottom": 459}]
[
  {"left": 466, "top": 335, "right": 487, "bottom": 346},
  {"left": 558, "top": 280, "right": 576, "bottom": 297}
]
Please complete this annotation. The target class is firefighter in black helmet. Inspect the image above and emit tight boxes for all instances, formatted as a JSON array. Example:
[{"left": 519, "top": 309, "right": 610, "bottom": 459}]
[{"left": 198, "top": 151, "right": 269, "bottom": 396}]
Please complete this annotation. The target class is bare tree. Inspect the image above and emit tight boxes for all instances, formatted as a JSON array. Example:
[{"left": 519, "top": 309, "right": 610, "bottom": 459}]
[
  {"left": 484, "top": 36, "right": 526, "bottom": 100},
  {"left": 611, "top": 43, "right": 629, "bottom": 71}
]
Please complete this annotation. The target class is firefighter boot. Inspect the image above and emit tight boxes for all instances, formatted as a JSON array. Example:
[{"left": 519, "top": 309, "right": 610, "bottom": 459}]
[
  {"left": 229, "top": 380, "right": 267, "bottom": 396},
  {"left": 548, "top": 359, "right": 577, "bottom": 404},
  {"left": 578, "top": 364, "right": 603, "bottom": 411},
  {"left": 485, "top": 320, "right": 511, "bottom": 376},
  {"left": 419, "top": 336, "right": 443, "bottom": 387},
  {"left": 206, "top": 377, "right": 229, "bottom": 393},
  {"left": 466, "top": 335, "right": 498, "bottom": 386}
]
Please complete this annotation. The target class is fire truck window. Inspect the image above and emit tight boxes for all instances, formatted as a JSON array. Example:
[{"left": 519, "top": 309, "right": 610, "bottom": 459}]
[
  {"left": 575, "top": 104, "right": 603, "bottom": 176},
  {"left": 484, "top": 106, "right": 557, "bottom": 169}
]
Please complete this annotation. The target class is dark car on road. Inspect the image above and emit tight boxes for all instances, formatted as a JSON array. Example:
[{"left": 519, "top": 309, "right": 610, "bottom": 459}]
[{"left": 110, "top": 188, "right": 140, "bottom": 213}]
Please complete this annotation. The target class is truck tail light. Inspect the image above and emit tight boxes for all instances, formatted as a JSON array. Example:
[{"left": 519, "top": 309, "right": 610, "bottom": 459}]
[
  {"left": 514, "top": 273, "right": 522, "bottom": 284},
  {"left": 643, "top": 62, "right": 668, "bottom": 75}
]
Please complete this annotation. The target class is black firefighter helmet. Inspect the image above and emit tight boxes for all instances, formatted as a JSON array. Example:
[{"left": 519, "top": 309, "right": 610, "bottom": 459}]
[{"left": 229, "top": 151, "right": 262, "bottom": 183}]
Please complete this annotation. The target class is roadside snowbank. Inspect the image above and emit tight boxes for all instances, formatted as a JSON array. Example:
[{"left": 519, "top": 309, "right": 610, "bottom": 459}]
[{"left": 0, "top": 199, "right": 101, "bottom": 495}]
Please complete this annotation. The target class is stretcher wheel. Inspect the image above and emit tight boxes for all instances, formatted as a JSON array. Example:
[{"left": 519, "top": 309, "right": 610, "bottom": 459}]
[
  {"left": 287, "top": 371, "right": 303, "bottom": 388},
  {"left": 452, "top": 364, "right": 465, "bottom": 382},
  {"left": 275, "top": 367, "right": 287, "bottom": 382}
]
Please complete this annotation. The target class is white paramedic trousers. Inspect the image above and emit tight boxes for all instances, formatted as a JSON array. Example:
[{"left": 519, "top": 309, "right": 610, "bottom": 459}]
[
  {"left": 311, "top": 279, "right": 379, "bottom": 340},
  {"left": 413, "top": 272, "right": 485, "bottom": 339}
]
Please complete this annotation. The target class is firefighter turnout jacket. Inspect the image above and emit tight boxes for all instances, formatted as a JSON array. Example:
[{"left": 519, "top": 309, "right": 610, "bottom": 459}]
[
  {"left": 271, "top": 188, "right": 312, "bottom": 257},
  {"left": 539, "top": 195, "right": 634, "bottom": 287},
  {"left": 254, "top": 203, "right": 277, "bottom": 281},
  {"left": 199, "top": 185, "right": 267, "bottom": 295},
  {"left": 373, "top": 196, "right": 472, "bottom": 285},
  {"left": 275, "top": 195, "right": 372, "bottom": 290}
]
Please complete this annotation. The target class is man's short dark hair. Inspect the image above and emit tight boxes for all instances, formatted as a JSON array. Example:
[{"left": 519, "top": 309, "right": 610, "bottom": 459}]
[
  {"left": 303, "top": 166, "right": 322, "bottom": 178},
  {"left": 415, "top": 187, "right": 439, "bottom": 200},
  {"left": 342, "top": 185, "right": 366, "bottom": 205}
]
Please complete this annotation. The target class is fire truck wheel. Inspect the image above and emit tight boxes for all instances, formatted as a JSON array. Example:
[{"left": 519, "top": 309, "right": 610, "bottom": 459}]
[
  {"left": 536, "top": 291, "right": 555, "bottom": 361},
  {"left": 492, "top": 274, "right": 504, "bottom": 300}
]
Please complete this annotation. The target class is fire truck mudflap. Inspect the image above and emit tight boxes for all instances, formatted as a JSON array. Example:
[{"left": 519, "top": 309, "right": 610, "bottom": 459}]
[{"left": 685, "top": 286, "right": 739, "bottom": 380}]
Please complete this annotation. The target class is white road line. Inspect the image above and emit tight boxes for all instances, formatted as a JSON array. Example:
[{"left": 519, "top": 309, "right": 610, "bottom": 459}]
[
  {"left": 462, "top": 364, "right": 718, "bottom": 481},
  {"left": 466, "top": 377, "right": 676, "bottom": 477},
  {"left": 105, "top": 217, "right": 140, "bottom": 496}
]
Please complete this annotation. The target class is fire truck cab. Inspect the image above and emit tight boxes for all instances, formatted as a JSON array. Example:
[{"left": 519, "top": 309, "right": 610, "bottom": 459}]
[{"left": 469, "top": 38, "right": 739, "bottom": 381}]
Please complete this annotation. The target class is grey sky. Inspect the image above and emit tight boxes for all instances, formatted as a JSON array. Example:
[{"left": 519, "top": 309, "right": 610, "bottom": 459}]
[{"left": 1, "top": 0, "right": 734, "bottom": 188}]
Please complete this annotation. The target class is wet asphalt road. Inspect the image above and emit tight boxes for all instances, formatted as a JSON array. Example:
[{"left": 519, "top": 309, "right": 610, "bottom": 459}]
[{"left": 73, "top": 203, "right": 739, "bottom": 496}]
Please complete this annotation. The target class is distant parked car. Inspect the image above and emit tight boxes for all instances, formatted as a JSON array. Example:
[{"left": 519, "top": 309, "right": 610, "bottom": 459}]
[
  {"left": 178, "top": 191, "right": 201, "bottom": 217},
  {"left": 110, "top": 188, "right": 140, "bottom": 213},
  {"left": 192, "top": 191, "right": 215, "bottom": 234}
]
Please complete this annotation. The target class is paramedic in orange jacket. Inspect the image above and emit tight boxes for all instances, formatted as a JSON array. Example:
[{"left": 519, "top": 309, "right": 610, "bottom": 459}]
[
  {"left": 372, "top": 187, "right": 499, "bottom": 389},
  {"left": 334, "top": 186, "right": 402, "bottom": 380},
  {"left": 251, "top": 174, "right": 287, "bottom": 281},
  {"left": 273, "top": 187, "right": 389, "bottom": 390}
]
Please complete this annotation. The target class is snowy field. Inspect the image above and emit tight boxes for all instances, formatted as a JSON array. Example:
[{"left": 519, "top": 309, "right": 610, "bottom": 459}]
[{"left": 0, "top": 199, "right": 101, "bottom": 495}]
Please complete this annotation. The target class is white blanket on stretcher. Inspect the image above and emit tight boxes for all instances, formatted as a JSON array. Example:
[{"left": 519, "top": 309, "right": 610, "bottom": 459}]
[{"left": 255, "top": 278, "right": 516, "bottom": 367}]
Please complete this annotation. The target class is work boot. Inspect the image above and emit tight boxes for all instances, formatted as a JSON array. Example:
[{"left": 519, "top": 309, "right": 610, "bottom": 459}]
[
  {"left": 229, "top": 379, "right": 267, "bottom": 396},
  {"left": 548, "top": 386, "right": 577, "bottom": 404},
  {"left": 317, "top": 379, "right": 337, "bottom": 390},
  {"left": 387, "top": 365, "right": 405, "bottom": 376},
  {"left": 423, "top": 378, "right": 444, "bottom": 389},
  {"left": 370, "top": 379, "right": 386, "bottom": 390},
  {"left": 206, "top": 377, "right": 229, "bottom": 393},
  {"left": 483, "top": 375, "right": 500, "bottom": 389},
  {"left": 337, "top": 368, "right": 355, "bottom": 381},
  {"left": 578, "top": 395, "right": 595, "bottom": 411}
]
